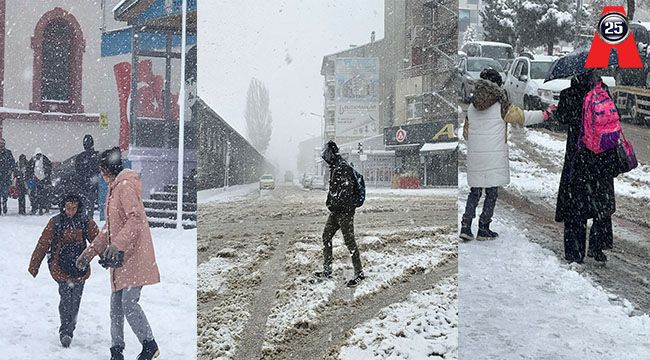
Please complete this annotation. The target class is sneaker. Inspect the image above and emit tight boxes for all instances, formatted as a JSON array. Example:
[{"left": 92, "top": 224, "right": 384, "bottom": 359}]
[
  {"left": 60, "top": 334, "right": 72, "bottom": 348},
  {"left": 593, "top": 250, "right": 607, "bottom": 262},
  {"left": 110, "top": 346, "right": 124, "bottom": 360},
  {"left": 313, "top": 270, "right": 332, "bottom": 279},
  {"left": 137, "top": 339, "right": 160, "bottom": 360},
  {"left": 459, "top": 224, "right": 474, "bottom": 241},
  {"left": 346, "top": 272, "right": 366, "bottom": 288},
  {"left": 477, "top": 223, "right": 498, "bottom": 240}
]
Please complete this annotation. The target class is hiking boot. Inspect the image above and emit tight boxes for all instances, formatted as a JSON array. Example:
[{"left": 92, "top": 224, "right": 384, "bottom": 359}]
[
  {"left": 593, "top": 250, "right": 607, "bottom": 262},
  {"left": 346, "top": 272, "right": 366, "bottom": 288},
  {"left": 60, "top": 334, "right": 72, "bottom": 348},
  {"left": 477, "top": 223, "right": 498, "bottom": 240},
  {"left": 137, "top": 339, "right": 160, "bottom": 360},
  {"left": 459, "top": 223, "right": 474, "bottom": 241},
  {"left": 313, "top": 270, "right": 332, "bottom": 279},
  {"left": 110, "top": 345, "right": 124, "bottom": 360}
]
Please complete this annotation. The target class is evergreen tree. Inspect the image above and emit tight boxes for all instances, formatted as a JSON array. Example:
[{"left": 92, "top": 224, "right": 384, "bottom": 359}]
[
  {"left": 517, "top": 0, "right": 575, "bottom": 55},
  {"left": 480, "top": 0, "right": 517, "bottom": 45}
]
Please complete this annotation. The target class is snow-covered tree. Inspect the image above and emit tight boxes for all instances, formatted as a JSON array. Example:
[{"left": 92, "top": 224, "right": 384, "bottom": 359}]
[
  {"left": 480, "top": 0, "right": 517, "bottom": 45},
  {"left": 245, "top": 78, "right": 273, "bottom": 154},
  {"left": 517, "top": 0, "right": 575, "bottom": 55},
  {"left": 463, "top": 24, "right": 479, "bottom": 45}
]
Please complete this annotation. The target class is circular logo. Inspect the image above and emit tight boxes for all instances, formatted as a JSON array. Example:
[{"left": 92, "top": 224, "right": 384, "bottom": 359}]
[
  {"left": 396, "top": 128, "right": 406, "bottom": 143},
  {"left": 598, "top": 12, "right": 629, "bottom": 44}
]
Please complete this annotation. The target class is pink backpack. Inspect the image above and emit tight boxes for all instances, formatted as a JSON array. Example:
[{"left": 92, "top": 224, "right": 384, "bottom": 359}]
[{"left": 581, "top": 82, "right": 621, "bottom": 154}]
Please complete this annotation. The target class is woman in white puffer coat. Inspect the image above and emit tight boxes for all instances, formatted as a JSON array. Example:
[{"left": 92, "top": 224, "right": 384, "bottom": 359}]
[{"left": 460, "top": 69, "right": 555, "bottom": 241}]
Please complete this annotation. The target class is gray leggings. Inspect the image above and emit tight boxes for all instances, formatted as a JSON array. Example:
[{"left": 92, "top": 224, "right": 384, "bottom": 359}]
[{"left": 110, "top": 287, "right": 154, "bottom": 348}]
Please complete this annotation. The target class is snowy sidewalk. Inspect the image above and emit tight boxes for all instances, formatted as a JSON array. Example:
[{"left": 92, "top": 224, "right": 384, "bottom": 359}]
[
  {"left": 0, "top": 203, "right": 197, "bottom": 359},
  {"left": 459, "top": 216, "right": 650, "bottom": 359},
  {"left": 198, "top": 183, "right": 259, "bottom": 204}
]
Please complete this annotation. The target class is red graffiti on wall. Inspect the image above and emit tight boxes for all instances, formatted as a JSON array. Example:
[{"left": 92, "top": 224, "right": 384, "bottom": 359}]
[{"left": 114, "top": 60, "right": 180, "bottom": 151}]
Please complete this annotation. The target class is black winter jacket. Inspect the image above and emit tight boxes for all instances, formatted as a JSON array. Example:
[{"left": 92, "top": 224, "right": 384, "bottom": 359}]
[
  {"left": 326, "top": 156, "right": 357, "bottom": 213},
  {"left": 0, "top": 149, "right": 15, "bottom": 187},
  {"left": 555, "top": 79, "right": 618, "bottom": 222}
]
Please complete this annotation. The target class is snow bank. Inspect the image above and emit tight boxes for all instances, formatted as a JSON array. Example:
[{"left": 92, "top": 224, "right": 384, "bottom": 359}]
[{"left": 198, "top": 183, "right": 259, "bottom": 204}]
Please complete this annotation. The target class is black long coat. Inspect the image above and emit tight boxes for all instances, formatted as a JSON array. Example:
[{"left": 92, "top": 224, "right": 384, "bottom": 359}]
[{"left": 554, "top": 80, "right": 618, "bottom": 222}]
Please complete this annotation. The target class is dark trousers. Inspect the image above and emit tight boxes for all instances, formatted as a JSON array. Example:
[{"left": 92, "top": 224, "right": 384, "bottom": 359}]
[
  {"left": 322, "top": 211, "right": 363, "bottom": 275},
  {"left": 58, "top": 282, "right": 85, "bottom": 337},
  {"left": 18, "top": 184, "right": 26, "bottom": 215},
  {"left": 564, "top": 217, "right": 613, "bottom": 262},
  {"left": 462, "top": 187, "right": 499, "bottom": 226}
]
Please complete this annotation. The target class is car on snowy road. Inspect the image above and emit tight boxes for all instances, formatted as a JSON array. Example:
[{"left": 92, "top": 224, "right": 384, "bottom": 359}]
[
  {"left": 309, "top": 176, "right": 326, "bottom": 190},
  {"left": 535, "top": 74, "right": 616, "bottom": 109},
  {"left": 461, "top": 41, "right": 514, "bottom": 68},
  {"left": 259, "top": 174, "right": 275, "bottom": 190},
  {"left": 457, "top": 57, "right": 505, "bottom": 103},
  {"left": 504, "top": 55, "right": 557, "bottom": 109}
]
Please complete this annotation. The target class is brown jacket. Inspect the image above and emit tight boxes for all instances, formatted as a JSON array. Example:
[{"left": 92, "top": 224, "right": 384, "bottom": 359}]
[
  {"left": 81, "top": 169, "right": 160, "bottom": 292},
  {"left": 29, "top": 216, "right": 100, "bottom": 283}
]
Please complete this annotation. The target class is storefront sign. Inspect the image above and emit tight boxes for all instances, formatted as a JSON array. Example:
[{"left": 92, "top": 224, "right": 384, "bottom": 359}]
[{"left": 384, "top": 121, "right": 457, "bottom": 146}]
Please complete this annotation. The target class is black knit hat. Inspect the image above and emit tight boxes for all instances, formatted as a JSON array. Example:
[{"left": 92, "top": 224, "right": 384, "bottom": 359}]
[
  {"left": 325, "top": 140, "right": 339, "bottom": 154},
  {"left": 100, "top": 147, "right": 124, "bottom": 176},
  {"left": 480, "top": 68, "right": 503, "bottom": 87}
]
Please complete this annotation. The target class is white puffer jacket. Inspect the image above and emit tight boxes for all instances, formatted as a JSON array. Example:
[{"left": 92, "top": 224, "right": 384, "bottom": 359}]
[{"left": 465, "top": 80, "right": 546, "bottom": 188}]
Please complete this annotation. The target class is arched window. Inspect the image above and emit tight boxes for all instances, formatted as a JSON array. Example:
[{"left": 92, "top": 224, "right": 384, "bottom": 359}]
[{"left": 31, "top": 8, "right": 85, "bottom": 113}]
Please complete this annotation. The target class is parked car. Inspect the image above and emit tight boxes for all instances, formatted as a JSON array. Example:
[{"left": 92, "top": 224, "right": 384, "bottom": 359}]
[
  {"left": 301, "top": 173, "right": 314, "bottom": 188},
  {"left": 284, "top": 170, "right": 294, "bottom": 184},
  {"left": 536, "top": 75, "right": 616, "bottom": 109},
  {"left": 614, "top": 22, "right": 650, "bottom": 87},
  {"left": 461, "top": 41, "right": 514, "bottom": 67},
  {"left": 259, "top": 174, "right": 275, "bottom": 190},
  {"left": 504, "top": 55, "right": 557, "bottom": 109},
  {"left": 309, "top": 176, "right": 326, "bottom": 190},
  {"left": 457, "top": 57, "right": 505, "bottom": 103}
]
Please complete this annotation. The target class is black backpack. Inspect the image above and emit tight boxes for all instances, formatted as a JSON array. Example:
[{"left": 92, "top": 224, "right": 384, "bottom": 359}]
[
  {"left": 48, "top": 215, "right": 90, "bottom": 278},
  {"left": 350, "top": 166, "right": 366, "bottom": 208}
]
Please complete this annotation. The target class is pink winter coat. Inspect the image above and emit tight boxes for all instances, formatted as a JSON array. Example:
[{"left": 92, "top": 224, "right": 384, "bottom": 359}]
[{"left": 82, "top": 169, "right": 160, "bottom": 292}]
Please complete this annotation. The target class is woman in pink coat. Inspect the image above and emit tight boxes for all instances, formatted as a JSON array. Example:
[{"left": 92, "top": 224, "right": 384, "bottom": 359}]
[{"left": 76, "top": 147, "right": 160, "bottom": 360}]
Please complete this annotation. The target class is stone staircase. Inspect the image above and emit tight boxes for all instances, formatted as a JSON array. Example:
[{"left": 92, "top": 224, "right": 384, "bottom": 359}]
[{"left": 144, "top": 181, "right": 197, "bottom": 229}]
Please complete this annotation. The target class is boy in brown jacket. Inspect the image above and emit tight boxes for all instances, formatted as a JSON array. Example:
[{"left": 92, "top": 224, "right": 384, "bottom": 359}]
[{"left": 28, "top": 193, "right": 99, "bottom": 347}]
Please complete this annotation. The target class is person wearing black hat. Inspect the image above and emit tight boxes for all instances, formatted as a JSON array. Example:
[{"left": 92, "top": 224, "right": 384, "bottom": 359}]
[
  {"left": 314, "top": 141, "right": 365, "bottom": 287},
  {"left": 75, "top": 134, "right": 100, "bottom": 219},
  {"left": 0, "top": 138, "right": 16, "bottom": 215},
  {"left": 460, "top": 68, "right": 555, "bottom": 241}
]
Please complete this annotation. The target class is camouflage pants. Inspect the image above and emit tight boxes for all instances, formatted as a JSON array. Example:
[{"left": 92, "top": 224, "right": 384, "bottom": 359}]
[{"left": 322, "top": 211, "right": 363, "bottom": 275}]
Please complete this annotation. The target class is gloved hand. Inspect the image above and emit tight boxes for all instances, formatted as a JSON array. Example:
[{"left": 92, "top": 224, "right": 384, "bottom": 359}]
[
  {"left": 543, "top": 104, "right": 557, "bottom": 121},
  {"left": 103, "top": 244, "right": 119, "bottom": 260},
  {"left": 75, "top": 253, "right": 91, "bottom": 270}
]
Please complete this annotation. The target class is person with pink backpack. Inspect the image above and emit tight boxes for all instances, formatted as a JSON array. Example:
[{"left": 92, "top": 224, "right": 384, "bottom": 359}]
[{"left": 554, "top": 70, "right": 621, "bottom": 264}]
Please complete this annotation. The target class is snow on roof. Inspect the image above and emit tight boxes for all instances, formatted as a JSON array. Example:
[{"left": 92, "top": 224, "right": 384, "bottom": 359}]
[
  {"left": 466, "top": 41, "right": 513, "bottom": 48},
  {"left": 420, "top": 142, "right": 458, "bottom": 152}
]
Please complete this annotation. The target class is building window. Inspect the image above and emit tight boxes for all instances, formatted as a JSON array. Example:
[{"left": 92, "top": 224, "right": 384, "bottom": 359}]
[
  {"left": 407, "top": 97, "right": 424, "bottom": 120},
  {"left": 412, "top": 47, "right": 423, "bottom": 66},
  {"left": 467, "top": 0, "right": 479, "bottom": 4},
  {"left": 459, "top": 9, "right": 470, "bottom": 32},
  {"left": 327, "top": 85, "right": 335, "bottom": 100},
  {"left": 31, "top": 8, "right": 85, "bottom": 113}
]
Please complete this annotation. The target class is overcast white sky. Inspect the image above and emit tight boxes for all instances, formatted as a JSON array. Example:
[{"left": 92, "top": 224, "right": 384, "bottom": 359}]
[{"left": 198, "top": 0, "right": 384, "bottom": 174}]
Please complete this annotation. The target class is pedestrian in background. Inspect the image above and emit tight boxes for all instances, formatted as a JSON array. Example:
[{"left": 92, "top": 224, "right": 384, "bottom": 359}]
[
  {"left": 75, "top": 134, "right": 100, "bottom": 219},
  {"left": 0, "top": 138, "right": 16, "bottom": 215}
]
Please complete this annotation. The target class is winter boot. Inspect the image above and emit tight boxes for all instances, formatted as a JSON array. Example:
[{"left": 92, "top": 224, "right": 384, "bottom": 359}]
[
  {"left": 459, "top": 222, "right": 474, "bottom": 241},
  {"left": 110, "top": 345, "right": 124, "bottom": 360},
  {"left": 593, "top": 250, "right": 607, "bottom": 262},
  {"left": 346, "top": 272, "right": 366, "bottom": 288},
  {"left": 60, "top": 334, "right": 72, "bottom": 348},
  {"left": 137, "top": 339, "right": 160, "bottom": 360},
  {"left": 313, "top": 268, "right": 332, "bottom": 279},
  {"left": 477, "top": 222, "right": 498, "bottom": 240}
]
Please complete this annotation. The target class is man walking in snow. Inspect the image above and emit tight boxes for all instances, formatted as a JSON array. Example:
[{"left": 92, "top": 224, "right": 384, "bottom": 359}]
[
  {"left": 27, "top": 149, "right": 52, "bottom": 215},
  {"left": 0, "top": 138, "right": 16, "bottom": 215},
  {"left": 460, "top": 69, "right": 555, "bottom": 241},
  {"left": 314, "top": 141, "right": 365, "bottom": 287},
  {"left": 75, "top": 134, "right": 100, "bottom": 219}
]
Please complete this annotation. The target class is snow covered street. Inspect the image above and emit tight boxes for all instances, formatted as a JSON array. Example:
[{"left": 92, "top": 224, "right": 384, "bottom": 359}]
[
  {"left": 0, "top": 202, "right": 197, "bottom": 359},
  {"left": 459, "top": 117, "right": 650, "bottom": 358},
  {"left": 197, "top": 184, "right": 458, "bottom": 359}
]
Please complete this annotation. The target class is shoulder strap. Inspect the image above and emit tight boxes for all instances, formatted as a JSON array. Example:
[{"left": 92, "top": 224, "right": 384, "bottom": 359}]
[{"left": 49, "top": 215, "right": 64, "bottom": 253}]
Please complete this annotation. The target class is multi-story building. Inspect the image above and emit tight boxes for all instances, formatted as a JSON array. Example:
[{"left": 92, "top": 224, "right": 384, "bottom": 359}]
[
  {"left": 459, "top": 0, "right": 483, "bottom": 47},
  {"left": 384, "top": 0, "right": 458, "bottom": 186}
]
